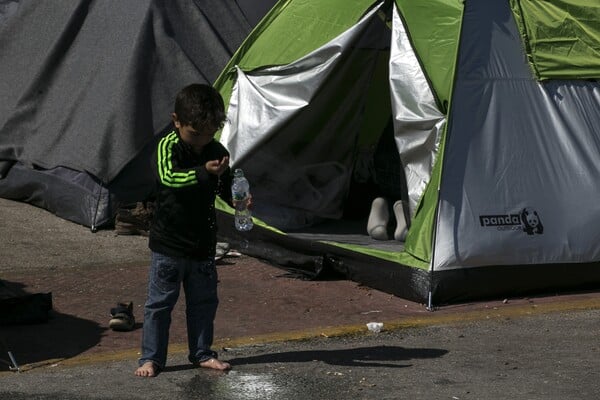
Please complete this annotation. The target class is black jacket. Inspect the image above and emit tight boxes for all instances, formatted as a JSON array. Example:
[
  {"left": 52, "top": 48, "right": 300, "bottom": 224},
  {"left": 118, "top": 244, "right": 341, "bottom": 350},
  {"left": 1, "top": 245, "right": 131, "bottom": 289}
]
[{"left": 148, "top": 131, "right": 232, "bottom": 259}]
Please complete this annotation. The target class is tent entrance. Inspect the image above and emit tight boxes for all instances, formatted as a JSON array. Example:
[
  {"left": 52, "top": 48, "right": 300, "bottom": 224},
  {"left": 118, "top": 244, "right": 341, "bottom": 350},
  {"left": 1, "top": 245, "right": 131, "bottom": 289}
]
[
  {"left": 223, "top": 4, "right": 406, "bottom": 253},
  {"left": 286, "top": 218, "right": 406, "bottom": 254}
]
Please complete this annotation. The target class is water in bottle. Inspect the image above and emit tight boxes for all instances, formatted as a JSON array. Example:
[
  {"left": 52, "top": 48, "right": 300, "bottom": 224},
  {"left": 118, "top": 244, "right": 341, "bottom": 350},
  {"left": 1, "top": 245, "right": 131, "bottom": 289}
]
[{"left": 231, "top": 169, "right": 253, "bottom": 231}]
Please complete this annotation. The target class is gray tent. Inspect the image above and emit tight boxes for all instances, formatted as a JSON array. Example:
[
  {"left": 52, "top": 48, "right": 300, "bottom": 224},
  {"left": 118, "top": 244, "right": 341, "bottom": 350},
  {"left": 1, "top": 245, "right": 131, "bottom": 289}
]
[{"left": 0, "top": 0, "right": 276, "bottom": 230}]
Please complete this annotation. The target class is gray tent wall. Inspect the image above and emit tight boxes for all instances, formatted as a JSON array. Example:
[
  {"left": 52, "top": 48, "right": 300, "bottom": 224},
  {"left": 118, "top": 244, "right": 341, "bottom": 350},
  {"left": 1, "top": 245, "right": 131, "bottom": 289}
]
[
  {"left": 214, "top": 0, "right": 600, "bottom": 304},
  {"left": 0, "top": 0, "right": 276, "bottom": 230},
  {"left": 436, "top": 0, "right": 600, "bottom": 269},
  {"left": 429, "top": 0, "right": 600, "bottom": 302}
]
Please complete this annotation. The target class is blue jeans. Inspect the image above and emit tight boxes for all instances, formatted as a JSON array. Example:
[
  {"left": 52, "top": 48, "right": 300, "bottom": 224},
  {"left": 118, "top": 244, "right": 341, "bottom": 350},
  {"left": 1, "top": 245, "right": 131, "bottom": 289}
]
[{"left": 139, "top": 251, "right": 219, "bottom": 368}]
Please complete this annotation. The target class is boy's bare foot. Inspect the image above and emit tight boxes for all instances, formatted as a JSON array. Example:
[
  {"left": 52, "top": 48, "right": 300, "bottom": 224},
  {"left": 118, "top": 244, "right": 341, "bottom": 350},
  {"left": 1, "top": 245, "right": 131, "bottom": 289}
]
[
  {"left": 198, "top": 358, "right": 231, "bottom": 371},
  {"left": 135, "top": 361, "right": 159, "bottom": 377}
]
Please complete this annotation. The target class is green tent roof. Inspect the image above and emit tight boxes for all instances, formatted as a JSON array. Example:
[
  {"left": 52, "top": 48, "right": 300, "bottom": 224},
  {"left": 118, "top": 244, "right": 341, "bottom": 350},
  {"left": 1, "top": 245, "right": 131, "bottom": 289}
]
[{"left": 510, "top": 0, "right": 600, "bottom": 80}]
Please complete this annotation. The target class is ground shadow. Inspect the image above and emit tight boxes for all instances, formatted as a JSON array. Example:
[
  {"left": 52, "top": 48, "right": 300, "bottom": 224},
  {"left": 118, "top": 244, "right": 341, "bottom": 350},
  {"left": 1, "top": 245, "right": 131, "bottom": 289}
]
[
  {"left": 163, "top": 345, "right": 448, "bottom": 373},
  {"left": 227, "top": 345, "right": 448, "bottom": 368},
  {"left": 0, "top": 280, "right": 104, "bottom": 371},
  {"left": 0, "top": 314, "right": 105, "bottom": 371}
]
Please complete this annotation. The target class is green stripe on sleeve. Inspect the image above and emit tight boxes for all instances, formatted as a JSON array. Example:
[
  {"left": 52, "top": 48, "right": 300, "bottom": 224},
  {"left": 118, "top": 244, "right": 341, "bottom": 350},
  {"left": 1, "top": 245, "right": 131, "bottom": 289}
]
[{"left": 157, "top": 132, "right": 199, "bottom": 187}]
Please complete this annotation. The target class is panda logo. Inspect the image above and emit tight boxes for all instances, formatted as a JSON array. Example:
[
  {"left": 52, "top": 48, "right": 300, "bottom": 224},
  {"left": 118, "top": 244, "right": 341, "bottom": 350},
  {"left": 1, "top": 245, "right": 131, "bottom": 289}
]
[{"left": 520, "top": 207, "right": 543, "bottom": 235}]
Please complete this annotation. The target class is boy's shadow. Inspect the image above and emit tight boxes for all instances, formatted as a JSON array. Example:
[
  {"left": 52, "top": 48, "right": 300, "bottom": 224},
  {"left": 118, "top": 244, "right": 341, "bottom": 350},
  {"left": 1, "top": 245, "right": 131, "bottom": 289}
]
[
  {"left": 227, "top": 345, "right": 448, "bottom": 368},
  {"left": 164, "top": 345, "right": 447, "bottom": 373}
]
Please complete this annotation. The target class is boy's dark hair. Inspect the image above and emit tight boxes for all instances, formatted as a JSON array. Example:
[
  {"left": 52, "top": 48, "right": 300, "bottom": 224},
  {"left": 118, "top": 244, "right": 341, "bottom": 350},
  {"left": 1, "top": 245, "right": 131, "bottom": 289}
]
[{"left": 174, "top": 83, "right": 226, "bottom": 132}]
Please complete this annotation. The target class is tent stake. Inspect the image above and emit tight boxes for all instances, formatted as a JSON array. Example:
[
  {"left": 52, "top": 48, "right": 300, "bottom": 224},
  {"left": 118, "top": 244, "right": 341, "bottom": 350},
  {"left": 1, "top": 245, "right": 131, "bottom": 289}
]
[
  {"left": 0, "top": 336, "right": 21, "bottom": 372},
  {"left": 426, "top": 291, "right": 434, "bottom": 312},
  {"left": 7, "top": 351, "right": 20, "bottom": 372},
  {"left": 427, "top": 186, "right": 442, "bottom": 313}
]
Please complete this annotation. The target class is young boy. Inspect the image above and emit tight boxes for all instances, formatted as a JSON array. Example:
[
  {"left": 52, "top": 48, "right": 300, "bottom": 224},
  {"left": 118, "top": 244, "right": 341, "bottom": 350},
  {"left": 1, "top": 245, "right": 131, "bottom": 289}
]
[{"left": 135, "top": 83, "right": 233, "bottom": 377}]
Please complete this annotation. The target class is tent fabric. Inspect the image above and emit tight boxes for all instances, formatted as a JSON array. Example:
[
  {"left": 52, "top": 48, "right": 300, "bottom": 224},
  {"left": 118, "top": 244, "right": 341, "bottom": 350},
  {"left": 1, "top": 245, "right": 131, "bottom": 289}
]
[
  {"left": 389, "top": 4, "right": 446, "bottom": 219},
  {"left": 216, "top": 0, "right": 446, "bottom": 267},
  {"left": 0, "top": 0, "right": 250, "bottom": 183},
  {"left": 0, "top": 0, "right": 276, "bottom": 228},
  {"left": 220, "top": 4, "right": 387, "bottom": 229},
  {"left": 214, "top": 0, "right": 382, "bottom": 109},
  {"left": 509, "top": 0, "right": 600, "bottom": 80},
  {"left": 394, "top": 0, "right": 463, "bottom": 112},
  {"left": 0, "top": 163, "right": 112, "bottom": 227},
  {"left": 213, "top": 0, "right": 600, "bottom": 304},
  {"left": 435, "top": 0, "right": 600, "bottom": 270}
]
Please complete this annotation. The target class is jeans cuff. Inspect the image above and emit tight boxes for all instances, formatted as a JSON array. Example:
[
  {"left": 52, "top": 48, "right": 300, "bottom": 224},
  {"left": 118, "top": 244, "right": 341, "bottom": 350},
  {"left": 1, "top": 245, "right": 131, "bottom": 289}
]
[{"left": 190, "top": 351, "right": 218, "bottom": 364}]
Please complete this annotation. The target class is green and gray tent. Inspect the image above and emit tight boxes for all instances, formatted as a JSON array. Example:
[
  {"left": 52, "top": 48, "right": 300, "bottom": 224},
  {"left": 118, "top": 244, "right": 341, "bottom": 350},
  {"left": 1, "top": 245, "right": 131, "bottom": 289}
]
[{"left": 214, "top": 0, "right": 600, "bottom": 304}]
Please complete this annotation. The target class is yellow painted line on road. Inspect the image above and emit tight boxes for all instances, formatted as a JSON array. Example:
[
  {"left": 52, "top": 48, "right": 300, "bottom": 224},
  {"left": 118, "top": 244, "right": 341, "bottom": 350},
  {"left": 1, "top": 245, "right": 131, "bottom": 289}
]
[
  {"left": 6, "top": 295, "right": 600, "bottom": 373},
  {"left": 216, "top": 295, "right": 600, "bottom": 346}
]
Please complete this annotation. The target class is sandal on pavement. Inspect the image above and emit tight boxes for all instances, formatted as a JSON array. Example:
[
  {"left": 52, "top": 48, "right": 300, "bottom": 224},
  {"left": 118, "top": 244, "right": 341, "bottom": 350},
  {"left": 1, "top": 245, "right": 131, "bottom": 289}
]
[{"left": 109, "top": 301, "right": 135, "bottom": 331}]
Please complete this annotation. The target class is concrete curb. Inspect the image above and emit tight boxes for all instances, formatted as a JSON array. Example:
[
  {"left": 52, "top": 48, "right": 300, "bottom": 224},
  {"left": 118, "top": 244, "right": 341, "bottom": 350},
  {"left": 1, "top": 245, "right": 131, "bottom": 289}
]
[{"left": 7, "top": 295, "right": 597, "bottom": 373}]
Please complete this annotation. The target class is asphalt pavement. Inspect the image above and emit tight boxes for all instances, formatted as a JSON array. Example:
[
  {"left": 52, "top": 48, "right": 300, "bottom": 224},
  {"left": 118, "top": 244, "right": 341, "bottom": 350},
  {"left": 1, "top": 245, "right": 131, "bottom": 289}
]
[
  {"left": 1, "top": 198, "right": 599, "bottom": 399},
  {"left": 1, "top": 309, "right": 599, "bottom": 400}
]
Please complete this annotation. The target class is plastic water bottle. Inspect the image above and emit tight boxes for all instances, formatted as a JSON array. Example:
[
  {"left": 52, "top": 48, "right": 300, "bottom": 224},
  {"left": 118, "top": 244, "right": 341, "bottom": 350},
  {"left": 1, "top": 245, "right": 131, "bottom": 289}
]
[{"left": 231, "top": 168, "right": 253, "bottom": 231}]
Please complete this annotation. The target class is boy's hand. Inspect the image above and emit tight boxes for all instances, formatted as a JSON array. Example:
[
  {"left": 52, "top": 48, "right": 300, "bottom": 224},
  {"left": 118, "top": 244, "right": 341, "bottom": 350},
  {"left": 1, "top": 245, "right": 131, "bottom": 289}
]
[{"left": 205, "top": 156, "right": 229, "bottom": 176}]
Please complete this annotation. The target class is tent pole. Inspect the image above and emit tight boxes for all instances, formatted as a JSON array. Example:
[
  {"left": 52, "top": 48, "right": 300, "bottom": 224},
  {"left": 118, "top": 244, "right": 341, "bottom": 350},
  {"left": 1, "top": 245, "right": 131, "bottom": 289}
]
[{"left": 90, "top": 181, "right": 107, "bottom": 233}]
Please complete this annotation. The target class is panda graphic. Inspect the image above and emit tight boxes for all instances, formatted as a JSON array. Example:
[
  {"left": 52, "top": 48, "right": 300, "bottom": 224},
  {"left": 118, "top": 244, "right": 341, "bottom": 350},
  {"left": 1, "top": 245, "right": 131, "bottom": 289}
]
[{"left": 520, "top": 207, "right": 544, "bottom": 235}]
